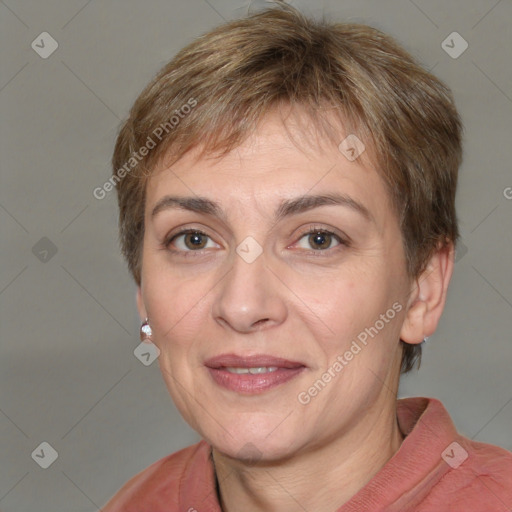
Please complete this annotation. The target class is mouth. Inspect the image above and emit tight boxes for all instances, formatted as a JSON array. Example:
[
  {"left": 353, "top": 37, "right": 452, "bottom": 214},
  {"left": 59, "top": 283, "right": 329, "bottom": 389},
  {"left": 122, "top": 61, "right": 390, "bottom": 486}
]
[{"left": 204, "top": 353, "right": 306, "bottom": 394}]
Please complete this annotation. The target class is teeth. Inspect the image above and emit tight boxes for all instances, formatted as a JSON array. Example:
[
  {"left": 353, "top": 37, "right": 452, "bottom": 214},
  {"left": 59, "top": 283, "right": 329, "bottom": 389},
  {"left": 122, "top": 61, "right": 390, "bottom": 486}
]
[{"left": 225, "top": 367, "right": 279, "bottom": 374}]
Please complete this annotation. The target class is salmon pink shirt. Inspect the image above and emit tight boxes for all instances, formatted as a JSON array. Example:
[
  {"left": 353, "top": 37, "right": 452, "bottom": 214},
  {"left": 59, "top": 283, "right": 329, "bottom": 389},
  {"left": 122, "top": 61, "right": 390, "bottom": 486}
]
[{"left": 102, "top": 397, "right": 512, "bottom": 511}]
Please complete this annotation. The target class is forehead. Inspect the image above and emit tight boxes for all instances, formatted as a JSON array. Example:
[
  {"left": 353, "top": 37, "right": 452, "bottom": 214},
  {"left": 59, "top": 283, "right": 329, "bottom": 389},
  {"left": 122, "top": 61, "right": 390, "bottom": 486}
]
[{"left": 145, "top": 110, "right": 393, "bottom": 225}]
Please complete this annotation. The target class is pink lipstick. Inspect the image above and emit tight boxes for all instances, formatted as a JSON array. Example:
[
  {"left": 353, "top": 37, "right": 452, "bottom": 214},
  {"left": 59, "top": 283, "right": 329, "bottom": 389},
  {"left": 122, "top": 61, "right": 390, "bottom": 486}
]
[{"left": 204, "top": 353, "right": 306, "bottom": 394}]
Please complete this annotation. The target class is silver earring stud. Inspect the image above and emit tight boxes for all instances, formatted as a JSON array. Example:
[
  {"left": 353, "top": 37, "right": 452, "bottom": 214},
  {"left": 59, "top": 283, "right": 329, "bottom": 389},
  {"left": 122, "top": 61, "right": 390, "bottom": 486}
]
[{"left": 140, "top": 318, "right": 153, "bottom": 343}]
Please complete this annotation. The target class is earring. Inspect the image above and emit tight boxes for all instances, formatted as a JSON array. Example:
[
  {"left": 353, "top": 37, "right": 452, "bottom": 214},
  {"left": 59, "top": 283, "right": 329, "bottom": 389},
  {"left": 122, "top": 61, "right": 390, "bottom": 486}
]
[{"left": 140, "top": 318, "right": 153, "bottom": 343}]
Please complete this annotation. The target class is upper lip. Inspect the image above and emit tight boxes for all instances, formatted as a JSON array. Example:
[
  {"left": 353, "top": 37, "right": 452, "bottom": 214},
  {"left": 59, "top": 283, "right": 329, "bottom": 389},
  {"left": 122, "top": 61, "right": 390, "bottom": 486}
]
[{"left": 204, "top": 353, "right": 306, "bottom": 369}]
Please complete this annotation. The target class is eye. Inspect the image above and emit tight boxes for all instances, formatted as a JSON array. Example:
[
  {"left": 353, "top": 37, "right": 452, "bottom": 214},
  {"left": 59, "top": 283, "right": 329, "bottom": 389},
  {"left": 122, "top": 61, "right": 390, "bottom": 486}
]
[
  {"left": 294, "top": 227, "right": 347, "bottom": 252},
  {"left": 166, "top": 229, "right": 219, "bottom": 253},
  {"left": 164, "top": 226, "right": 348, "bottom": 256}
]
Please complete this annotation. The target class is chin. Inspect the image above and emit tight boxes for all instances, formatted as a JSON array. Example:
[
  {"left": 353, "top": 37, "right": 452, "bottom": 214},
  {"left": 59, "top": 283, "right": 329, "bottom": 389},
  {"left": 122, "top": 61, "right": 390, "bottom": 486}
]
[{"left": 202, "top": 417, "right": 303, "bottom": 463}]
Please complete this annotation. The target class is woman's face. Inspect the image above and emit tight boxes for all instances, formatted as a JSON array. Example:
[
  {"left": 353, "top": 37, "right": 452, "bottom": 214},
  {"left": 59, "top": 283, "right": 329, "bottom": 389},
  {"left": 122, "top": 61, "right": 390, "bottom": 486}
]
[{"left": 138, "top": 111, "right": 415, "bottom": 461}]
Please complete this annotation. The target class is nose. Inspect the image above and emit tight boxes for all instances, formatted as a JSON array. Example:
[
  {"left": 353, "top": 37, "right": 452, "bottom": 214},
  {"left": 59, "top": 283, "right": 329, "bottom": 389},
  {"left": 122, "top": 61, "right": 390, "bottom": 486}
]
[{"left": 211, "top": 246, "right": 287, "bottom": 333}]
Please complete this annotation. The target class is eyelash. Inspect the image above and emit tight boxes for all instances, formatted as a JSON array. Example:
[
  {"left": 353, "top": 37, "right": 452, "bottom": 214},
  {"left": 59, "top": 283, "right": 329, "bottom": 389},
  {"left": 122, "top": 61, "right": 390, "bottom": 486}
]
[{"left": 164, "top": 225, "right": 349, "bottom": 258}]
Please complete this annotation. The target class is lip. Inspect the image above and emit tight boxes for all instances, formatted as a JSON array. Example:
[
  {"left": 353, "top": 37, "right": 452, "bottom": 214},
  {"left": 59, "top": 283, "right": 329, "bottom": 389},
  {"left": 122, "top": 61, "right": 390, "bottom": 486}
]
[
  {"left": 204, "top": 353, "right": 306, "bottom": 369},
  {"left": 204, "top": 353, "right": 306, "bottom": 395}
]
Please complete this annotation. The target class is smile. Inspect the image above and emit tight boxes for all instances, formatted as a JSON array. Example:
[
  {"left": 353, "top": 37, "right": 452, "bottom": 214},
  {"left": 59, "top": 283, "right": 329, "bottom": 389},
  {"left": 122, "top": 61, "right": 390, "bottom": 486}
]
[{"left": 225, "top": 366, "right": 278, "bottom": 374}]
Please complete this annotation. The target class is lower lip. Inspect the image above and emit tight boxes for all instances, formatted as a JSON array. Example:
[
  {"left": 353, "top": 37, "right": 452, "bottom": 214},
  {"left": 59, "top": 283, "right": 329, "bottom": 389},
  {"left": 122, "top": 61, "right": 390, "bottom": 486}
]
[{"left": 206, "top": 367, "right": 305, "bottom": 394}]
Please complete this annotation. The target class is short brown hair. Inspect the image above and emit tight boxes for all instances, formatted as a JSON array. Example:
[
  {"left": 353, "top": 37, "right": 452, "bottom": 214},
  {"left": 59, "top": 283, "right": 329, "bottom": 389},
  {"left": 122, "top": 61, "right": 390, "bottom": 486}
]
[{"left": 112, "top": 4, "right": 463, "bottom": 374}]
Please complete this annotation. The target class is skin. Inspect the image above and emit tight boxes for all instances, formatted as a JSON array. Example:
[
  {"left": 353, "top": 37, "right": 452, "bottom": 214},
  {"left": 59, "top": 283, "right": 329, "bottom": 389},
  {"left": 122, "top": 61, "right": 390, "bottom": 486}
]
[{"left": 136, "top": 109, "right": 454, "bottom": 511}]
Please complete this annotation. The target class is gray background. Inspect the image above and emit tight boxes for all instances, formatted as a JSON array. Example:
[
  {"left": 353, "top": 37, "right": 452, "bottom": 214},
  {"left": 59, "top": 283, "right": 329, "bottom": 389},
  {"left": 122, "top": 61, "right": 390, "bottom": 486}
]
[{"left": 1, "top": 0, "right": 511, "bottom": 511}]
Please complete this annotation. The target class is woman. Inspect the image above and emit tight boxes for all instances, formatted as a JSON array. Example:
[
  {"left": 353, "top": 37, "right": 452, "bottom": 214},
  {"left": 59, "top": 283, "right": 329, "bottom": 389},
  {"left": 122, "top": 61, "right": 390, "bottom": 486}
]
[{"left": 103, "top": 5, "right": 512, "bottom": 511}]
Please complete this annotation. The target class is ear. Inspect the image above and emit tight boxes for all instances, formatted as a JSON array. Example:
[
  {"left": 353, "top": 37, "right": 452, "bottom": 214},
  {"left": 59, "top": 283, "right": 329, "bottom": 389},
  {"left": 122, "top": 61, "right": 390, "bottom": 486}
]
[
  {"left": 136, "top": 286, "right": 148, "bottom": 321},
  {"left": 400, "top": 242, "right": 455, "bottom": 344}
]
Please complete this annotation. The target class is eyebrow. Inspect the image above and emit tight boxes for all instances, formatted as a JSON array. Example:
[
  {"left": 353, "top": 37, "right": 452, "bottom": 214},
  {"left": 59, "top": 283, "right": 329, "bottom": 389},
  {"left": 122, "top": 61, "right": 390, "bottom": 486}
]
[{"left": 151, "top": 193, "right": 374, "bottom": 224}]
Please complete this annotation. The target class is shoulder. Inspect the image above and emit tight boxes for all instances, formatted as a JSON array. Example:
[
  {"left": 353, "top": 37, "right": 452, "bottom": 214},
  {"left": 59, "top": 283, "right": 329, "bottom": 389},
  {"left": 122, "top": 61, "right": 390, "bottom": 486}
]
[
  {"left": 101, "top": 440, "right": 210, "bottom": 512},
  {"left": 424, "top": 436, "right": 512, "bottom": 511},
  {"left": 393, "top": 397, "right": 512, "bottom": 511}
]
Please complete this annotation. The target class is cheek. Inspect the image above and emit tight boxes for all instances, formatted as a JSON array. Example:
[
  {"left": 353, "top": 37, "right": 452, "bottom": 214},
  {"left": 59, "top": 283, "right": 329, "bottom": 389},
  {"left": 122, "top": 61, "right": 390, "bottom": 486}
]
[
  {"left": 143, "top": 270, "right": 212, "bottom": 350},
  {"left": 294, "top": 269, "right": 377, "bottom": 335},
  {"left": 300, "top": 270, "right": 400, "bottom": 360}
]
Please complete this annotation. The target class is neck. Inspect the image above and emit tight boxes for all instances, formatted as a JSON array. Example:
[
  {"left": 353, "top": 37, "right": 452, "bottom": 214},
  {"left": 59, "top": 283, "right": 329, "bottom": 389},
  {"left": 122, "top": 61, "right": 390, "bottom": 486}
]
[{"left": 212, "top": 398, "right": 404, "bottom": 512}]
